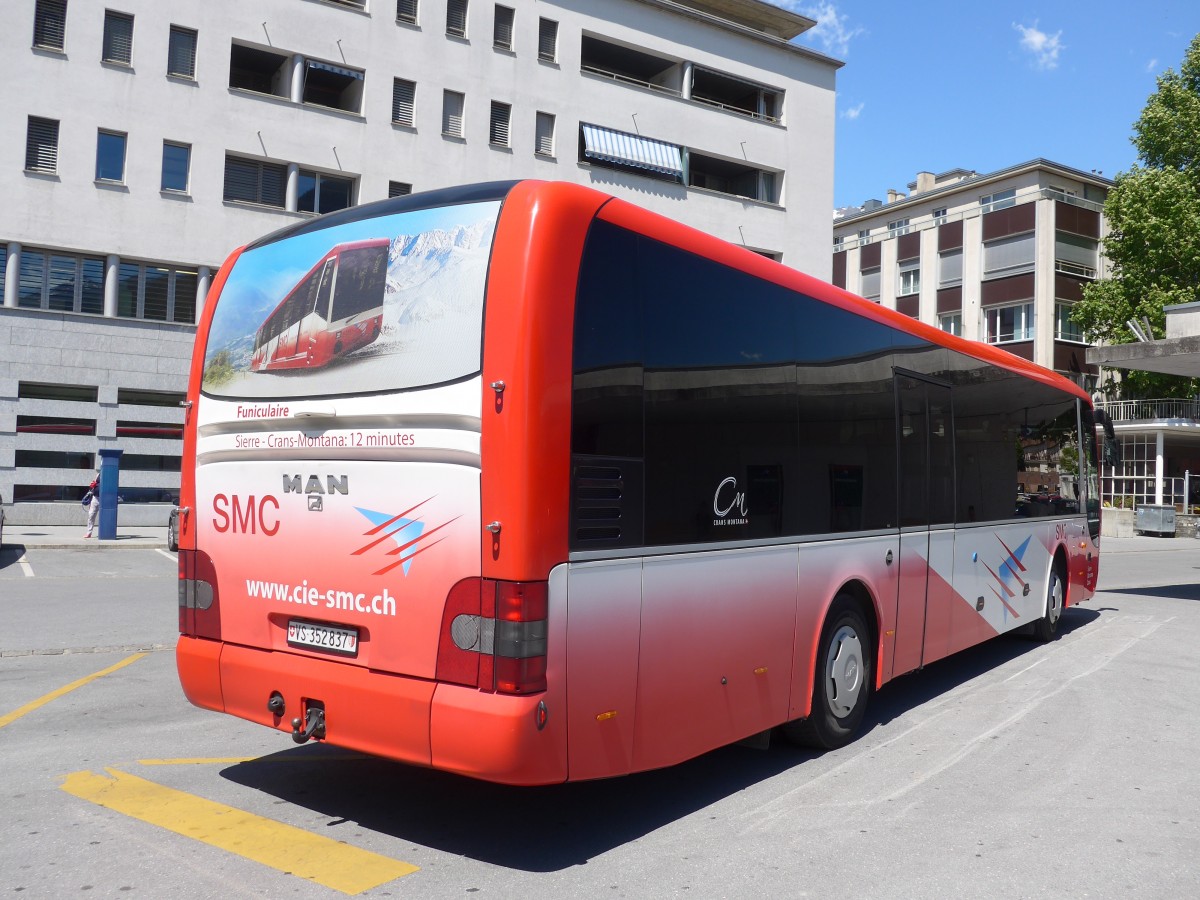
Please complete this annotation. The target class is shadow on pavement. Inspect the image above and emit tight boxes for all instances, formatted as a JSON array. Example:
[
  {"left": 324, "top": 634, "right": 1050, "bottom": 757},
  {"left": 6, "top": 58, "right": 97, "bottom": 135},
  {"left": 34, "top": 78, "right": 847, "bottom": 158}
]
[
  {"left": 219, "top": 605, "right": 1102, "bottom": 872},
  {"left": 1102, "top": 583, "right": 1200, "bottom": 602}
]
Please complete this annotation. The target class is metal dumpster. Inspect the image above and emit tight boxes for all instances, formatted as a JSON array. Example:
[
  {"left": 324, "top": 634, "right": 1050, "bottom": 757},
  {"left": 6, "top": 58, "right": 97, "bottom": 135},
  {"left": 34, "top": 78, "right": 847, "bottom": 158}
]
[{"left": 1135, "top": 504, "right": 1177, "bottom": 536}]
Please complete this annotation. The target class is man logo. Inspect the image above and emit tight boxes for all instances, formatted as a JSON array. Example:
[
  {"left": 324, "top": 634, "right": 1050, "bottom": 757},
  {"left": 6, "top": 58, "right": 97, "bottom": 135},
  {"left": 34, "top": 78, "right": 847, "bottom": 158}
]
[{"left": 308, "top": 495, "right": 323, "bottom": 512}]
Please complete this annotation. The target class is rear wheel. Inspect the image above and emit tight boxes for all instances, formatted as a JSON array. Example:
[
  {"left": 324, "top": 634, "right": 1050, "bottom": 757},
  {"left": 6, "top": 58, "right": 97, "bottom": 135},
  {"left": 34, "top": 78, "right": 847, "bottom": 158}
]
[
  {"left": 167, "top": 508, "right": 179, "bottom": 552},
  {"left": 784, "top": 596, "right": 871, "bottom": 750},
  {"left": 1030, "top": 565, "right": 1064, "bottom": 642}
]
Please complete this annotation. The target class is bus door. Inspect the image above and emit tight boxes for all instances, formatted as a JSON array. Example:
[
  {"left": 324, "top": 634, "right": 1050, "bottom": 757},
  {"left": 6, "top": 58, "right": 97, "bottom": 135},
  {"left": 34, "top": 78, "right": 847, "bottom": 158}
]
[{"left": 893, "top": 373, "right": 955, "bottom": 674}]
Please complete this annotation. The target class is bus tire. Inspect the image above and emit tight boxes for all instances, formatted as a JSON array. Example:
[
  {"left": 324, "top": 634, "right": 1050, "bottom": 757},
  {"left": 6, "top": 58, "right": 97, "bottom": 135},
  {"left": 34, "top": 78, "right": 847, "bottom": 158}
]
[
  {"left": 783, "top": 596, "right": 871, "bottom": 750},
  {"left": 1029, "top": 563, "right": 1065, "bottom": 643}
]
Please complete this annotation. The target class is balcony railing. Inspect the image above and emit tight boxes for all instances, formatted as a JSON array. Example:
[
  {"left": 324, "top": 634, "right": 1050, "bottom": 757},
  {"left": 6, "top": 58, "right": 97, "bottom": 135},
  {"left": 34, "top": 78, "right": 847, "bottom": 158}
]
[{"left": 1095, "top": 399, "right": 1200, "bottom": 422}]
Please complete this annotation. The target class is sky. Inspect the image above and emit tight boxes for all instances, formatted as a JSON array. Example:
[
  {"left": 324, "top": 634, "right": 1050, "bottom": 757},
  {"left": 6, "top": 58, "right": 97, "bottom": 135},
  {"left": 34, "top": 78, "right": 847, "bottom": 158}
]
[{"left": 772, "top": 1, "right": 1198, "bottom": 210}]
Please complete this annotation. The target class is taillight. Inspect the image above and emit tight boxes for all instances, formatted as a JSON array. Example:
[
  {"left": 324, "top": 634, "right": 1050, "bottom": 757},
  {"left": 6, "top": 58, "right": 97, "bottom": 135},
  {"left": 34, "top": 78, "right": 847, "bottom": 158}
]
[
  {"left": 436, "top": 578, "right": 548, "bottom": 695},
  {"left": 178, "top": 549, "right": 221, "bottom": 640}
]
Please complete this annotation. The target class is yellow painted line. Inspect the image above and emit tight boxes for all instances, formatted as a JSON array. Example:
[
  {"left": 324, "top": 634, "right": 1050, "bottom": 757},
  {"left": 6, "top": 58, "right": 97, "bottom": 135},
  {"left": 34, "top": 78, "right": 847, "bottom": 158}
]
[
  {"left": 61, "top": 768, "right": 418, "bottom": 894},
  {"left": 138, "top": 753, "right": 369, "bottom": 766},
  {"left": 0, "top": 653, "right": 146, "bottom": 730}
]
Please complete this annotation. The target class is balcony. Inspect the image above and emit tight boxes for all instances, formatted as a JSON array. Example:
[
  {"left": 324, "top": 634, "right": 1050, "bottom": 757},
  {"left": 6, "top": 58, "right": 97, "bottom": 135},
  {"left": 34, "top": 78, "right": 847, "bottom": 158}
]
[{"left": 1097, "top": 398, "right": 1200, "bottom": 423}]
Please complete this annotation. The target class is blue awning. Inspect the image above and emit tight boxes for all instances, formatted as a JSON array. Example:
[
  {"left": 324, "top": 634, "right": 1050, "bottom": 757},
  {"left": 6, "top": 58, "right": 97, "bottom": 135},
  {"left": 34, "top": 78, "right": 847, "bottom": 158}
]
[
  {"left": 581, "top": 123, "right": 683, "bottom": 177},
  {"left": 306, "top": 59, "right": 364, "bottom": 80}
]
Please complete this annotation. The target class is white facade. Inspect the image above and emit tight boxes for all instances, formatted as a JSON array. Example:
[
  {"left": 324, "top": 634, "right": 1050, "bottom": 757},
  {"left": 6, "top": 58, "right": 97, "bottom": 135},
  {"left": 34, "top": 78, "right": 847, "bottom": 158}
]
[{"left": 1, "top": 0, "right": 839, "bottom": 524}]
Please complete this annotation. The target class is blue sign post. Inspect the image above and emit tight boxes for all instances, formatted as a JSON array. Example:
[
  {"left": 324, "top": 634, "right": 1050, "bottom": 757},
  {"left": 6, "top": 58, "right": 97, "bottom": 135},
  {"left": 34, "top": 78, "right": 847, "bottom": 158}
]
[{"left": 97, "top": 448, "right": 124, "bottom": 541}]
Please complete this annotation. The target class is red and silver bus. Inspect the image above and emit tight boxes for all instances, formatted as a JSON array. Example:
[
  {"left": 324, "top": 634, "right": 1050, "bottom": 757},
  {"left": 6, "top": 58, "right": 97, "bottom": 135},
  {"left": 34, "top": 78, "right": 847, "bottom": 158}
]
[
  {"left": 250, "top": 238, "right": 389, "bottom": 372},
  {"left": 176, "top": 181, "right": 1101, "bottom": 785}
]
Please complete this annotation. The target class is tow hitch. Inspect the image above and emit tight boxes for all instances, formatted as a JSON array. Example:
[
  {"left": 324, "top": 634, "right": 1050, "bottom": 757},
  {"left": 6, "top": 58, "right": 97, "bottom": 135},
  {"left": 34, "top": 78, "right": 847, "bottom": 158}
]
[{"left": 291, "top": 702, "right": 326, "bottom": 744}]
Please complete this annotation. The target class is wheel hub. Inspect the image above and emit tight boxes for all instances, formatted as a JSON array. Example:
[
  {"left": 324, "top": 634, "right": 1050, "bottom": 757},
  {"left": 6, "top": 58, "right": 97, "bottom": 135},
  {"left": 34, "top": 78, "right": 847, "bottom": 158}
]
[{"left": 827, "top": 625, "right": 864, "bottom": 719}]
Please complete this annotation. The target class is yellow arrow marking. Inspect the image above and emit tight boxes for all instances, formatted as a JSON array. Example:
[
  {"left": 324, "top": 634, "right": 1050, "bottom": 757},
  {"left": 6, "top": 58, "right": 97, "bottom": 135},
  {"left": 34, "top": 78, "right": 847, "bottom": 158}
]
[
  {"left": 0, "top": 653, "right": 146, "bottom": 730},
  {"left": 60, "top": 768, "right": 418, "bottom": 894}
]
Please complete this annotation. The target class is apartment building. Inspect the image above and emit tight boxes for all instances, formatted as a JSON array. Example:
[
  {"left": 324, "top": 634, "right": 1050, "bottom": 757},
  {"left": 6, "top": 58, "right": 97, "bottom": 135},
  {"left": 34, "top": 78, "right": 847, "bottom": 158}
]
[
  {"left": 1, "top": 0, "right": 840, "bottom": 524},
  {"left": 833, "top": 160, "right": 1112, "bottom": 382}
]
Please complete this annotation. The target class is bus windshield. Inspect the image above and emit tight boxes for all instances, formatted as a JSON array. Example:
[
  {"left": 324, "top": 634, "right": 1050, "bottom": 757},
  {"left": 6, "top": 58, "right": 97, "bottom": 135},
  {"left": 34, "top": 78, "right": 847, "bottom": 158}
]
[{"left": 202, "top": 199, "right": 501, "bottom": 399}]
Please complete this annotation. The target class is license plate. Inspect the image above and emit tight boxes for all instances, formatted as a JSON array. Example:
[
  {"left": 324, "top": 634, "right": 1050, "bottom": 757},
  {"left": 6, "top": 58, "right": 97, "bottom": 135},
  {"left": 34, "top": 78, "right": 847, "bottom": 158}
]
[{"left": 287, "top": 619, "right": 358, "bottom": 656}]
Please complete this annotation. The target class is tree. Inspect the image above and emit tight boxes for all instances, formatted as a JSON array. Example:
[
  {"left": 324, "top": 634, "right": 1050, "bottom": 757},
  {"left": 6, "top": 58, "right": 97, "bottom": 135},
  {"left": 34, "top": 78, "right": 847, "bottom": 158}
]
[{"left": 1072, "top": 33, "right": 1200, "bottom": 398}]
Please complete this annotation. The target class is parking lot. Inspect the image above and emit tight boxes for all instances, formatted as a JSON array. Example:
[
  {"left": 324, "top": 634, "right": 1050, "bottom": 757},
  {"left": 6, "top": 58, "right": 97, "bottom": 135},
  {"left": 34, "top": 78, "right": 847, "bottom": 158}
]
[{"left": 1, "top": 532, "right": 1198, "bottom": 898}]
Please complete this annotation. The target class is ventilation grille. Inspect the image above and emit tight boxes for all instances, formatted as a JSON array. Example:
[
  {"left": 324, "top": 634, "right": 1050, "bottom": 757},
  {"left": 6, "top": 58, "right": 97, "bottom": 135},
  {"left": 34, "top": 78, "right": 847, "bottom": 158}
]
[{"left": 571, "top": 457, "right": 643, "bottom": 548}]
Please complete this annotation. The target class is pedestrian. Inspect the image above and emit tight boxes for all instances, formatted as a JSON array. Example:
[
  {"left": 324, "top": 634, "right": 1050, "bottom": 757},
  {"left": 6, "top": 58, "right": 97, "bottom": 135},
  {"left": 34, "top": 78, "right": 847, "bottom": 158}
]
[{"left": 83, "top": 472, "right": 100, "bottom": 538}]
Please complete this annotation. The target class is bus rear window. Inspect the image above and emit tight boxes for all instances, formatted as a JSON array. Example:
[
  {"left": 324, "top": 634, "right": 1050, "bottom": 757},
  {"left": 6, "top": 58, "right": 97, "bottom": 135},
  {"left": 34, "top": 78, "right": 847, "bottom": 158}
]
[{"left": 201, "top": 200, "right": 500, "bottom": 399}]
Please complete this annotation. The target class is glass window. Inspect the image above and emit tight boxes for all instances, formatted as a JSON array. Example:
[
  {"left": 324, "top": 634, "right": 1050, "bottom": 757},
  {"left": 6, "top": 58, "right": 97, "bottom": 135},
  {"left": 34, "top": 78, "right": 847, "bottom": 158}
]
[
  {"left": 388, "top": 181, "right": 412, "bottom": 197},
  {"left": 938, "top": 248, "right": 962, "bottom": 287},
  {"left": 888, "top": 218, "right": 910, "bottom": 237},
  {"left": 80, "top": 257, "right": 105, "bottom": 314},
  {"left": 932, "top": 207, "right": 947, "bottom": 225},
  {"left": 228, "top": 43, "right": 289, "bottom": 97},
  {"left": 396, "top": 0, "right": 418, "bottom": 25},
  {"left": 984, "top": 303, "right": 1034, "bottom": 344},
  {"left": 167, "top": 25, "right": 197, "bottom": 78},
  {"left": 102, "top": 10, "right": 134, "bottom": 65},
  {"left": 939, "top": 312, "right": 962, "bottom": 337},
  {"left": 47, "top": 254, "right": 76, "bottom": 311},
  {"left": 1056, "top": 303, "right": 1086, "bottom": 343},
  {"left": 33, "top": 0, "right": 67, "bottom": 51},
  {"left": 117, "top": 262, "right": 141, "bottom": 317},
  {"left": 983, "top": 232, "right": 1035, "bottom": 277},
  {"left": 980, "top": 188, "right": 1016, "bottom": 213},
  {"left": 1055, "top": 231, "right": 1098, "bottom": 278},
  {"left": 898, "top": 258, "right": 920, "bottom": 296},
  {"left": 442, "top": 90, "right": 464, "bottom": 137},
  {"left": 96, "top": 130, "right": 127, "bottom": 182},
  {"left": 297, "top": 170, "right": 355, "bottom": 214},
  {"left": 538, "top": 17, "right": 558, "bottom": 62},
  {"left": 857, "top": 228, "right": 871, "bottom": 245},
  {"left": 860, "top": 266, "right": 880, "bottom": 300},
  {"left": 25, "top": 116, "right": 59, "bottom": 174},
  {"left": 143, "top": 266, "right": 170, "bottom": 320},
  {"left": 223, "top": 155, "right": 286, "bottom": 207},
  {"left": 0, "top": 246, "right": 6, "bottom": 300},
  {"left": 493, "top": 5, "right": 514, "bottom": 50},
  {"left": 446, "top": 0, "right": 467, "bottom": 36},
  {"left": 392, "top": 78, "right": 416, "bottom": 127},
  {"left": 489, "top": 101, "right": 511, "bottom": 146},
  {"left": 161, "top": 141, "right": 190, "bottom": 192},
  {"left": 302, "top": 59, "right": 365, "bottom": 113},
  {"left": 535, "top": 111, "right": 555, "bottom": 156},
  {"left": 173, "top": 270, "right": 198, "bottom": 323},
  {"left": 18, "top": 250, "right": 45, "bottom": 308}
]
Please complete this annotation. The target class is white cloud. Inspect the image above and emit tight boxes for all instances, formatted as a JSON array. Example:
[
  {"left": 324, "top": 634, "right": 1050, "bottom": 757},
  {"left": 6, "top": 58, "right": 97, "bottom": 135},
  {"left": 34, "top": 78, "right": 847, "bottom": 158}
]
[
  {"left": 1013, "top": 21, "right": 1064, "bottom": 71},
  {"left": 783, "top": 2, "right": 864, "bottom": 57},
  {"left": 1146, "top": 58, "right": 1158, "bottom": 73},
  {"left": 842, "top": 102, "right": 864, "bottom": 120}
]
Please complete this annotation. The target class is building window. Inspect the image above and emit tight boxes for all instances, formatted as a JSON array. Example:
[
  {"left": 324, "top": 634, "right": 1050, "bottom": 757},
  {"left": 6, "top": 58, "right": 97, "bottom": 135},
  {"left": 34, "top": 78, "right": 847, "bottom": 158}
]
[
  {"left": 888, "top": 218, "right": 910, "bottom": 237},
  {"left": 102, "top": 10, "right": 134, "bottom": 65},
  {"left": 538, "top": 17, "right": 558, "bottom": 62},
  {"left": 1055, "top": 303, "right": 1086, "bottom": 343},
  {"left": 980, "top": 188, "right": 1016, "bottom": 214},
  {"left": 25, "top": 116, "right": 59, "bottom": 174},
  {"left": 297, "top": 170, "right": 355, "bottom": 214},
  {"left": 1055, "top": 231, "right": 1098, "bottom": 279},
  {"left": 388, "top": 180, "right": 412, "bottom": 197},
  {"left": 493, "top": 5, "right": 514, "bottom": 50},
  {"left": 229, "top": 43, "right": 290, "bottom": 97},
  {"left": 833, "top": 235, "right": 844, "bottom": 250},
  {"left": 579, "top": 122, "right": 683, "bottom": 183},
  {"left": 95, "top": 130, "right": 127, "bottom": 183},
  {"left": 938, "top": 248, "right": 962, "bottom": 287},
  {"left": 14, "top": 250, "right": 105, "bottom": 314},
  {"left": 984, "top": 303, "right": 1034, "bottom": 344},
  {"left": 446, "top": 0, "right": 467, "bottom": 37},
  {"left": 690, "top": 67, "right": 783, "bottom": 122},
  {"left": 167, "top": 25, "right": 197, "bottom": 78},
  {"left": 857, "top": 228, "right": 871, "bottom": 246},
  {"left": 489, "top": 101, "right": 511, "bottom": 147},
  {"left": 33, "top": 0, "right": 67, "bottom": 51},
  {"left": 860, "top": 266, "right": 881, "bottom": 301},
  {"left": 688, "top": 153, "right": 778, "bottom": 203},
  {"left": 396, "top": 0, "right": 418, "bottom": 25},
  {"left": 932, "top": 207, "right": 947, "bottom": 225},
  {"left": 392, "top": 78, "right": 416, "bottom": 127},
  {"left": 939, "top": 312, "right": 962, "bottom": 337},
  {"left": 161, "top": 141, "right": 190, "bottom": 192},
  {"left": 0, "top": 246, "right": 6, "bottom": 300},
  {"left": 983, "top": 232, "right": 1035, "bottom": 278},
  {"left": 898, "top": 258, "right": 920, "bottom": 296},
  {"left": 117, "top": 261, "right": 199, "bottom": 323},
  {"left": 442, "top": 90, "right": 465, "bottom": 137},
  {"left": 535, "top": 111, "right": 555, "bottom": 156},
  {"left": 223, "top": 154, "right": 286, "bottom": 208},
  {"left": 328, "top": 0, "right": 367, "bottom": 8},
  {"left": 302, "top": 59, "right": 365, "bottom": 114}
]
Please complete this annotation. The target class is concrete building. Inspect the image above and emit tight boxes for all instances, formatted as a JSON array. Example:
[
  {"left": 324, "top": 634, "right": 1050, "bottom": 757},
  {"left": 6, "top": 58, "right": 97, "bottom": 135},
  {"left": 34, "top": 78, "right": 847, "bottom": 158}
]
[
  {"left": 832, "top": 160, "right": 1112, "bottom": 384},
  {"left": 1, "top": 0, "right": 840, "bottom": 524}
]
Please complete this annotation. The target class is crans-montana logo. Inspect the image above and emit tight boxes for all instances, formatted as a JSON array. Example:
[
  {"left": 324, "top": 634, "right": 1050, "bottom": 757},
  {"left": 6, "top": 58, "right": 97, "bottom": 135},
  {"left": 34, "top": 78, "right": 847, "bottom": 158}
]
[{"left": 713, "top": 476, "right": 749, "bottom": 527}]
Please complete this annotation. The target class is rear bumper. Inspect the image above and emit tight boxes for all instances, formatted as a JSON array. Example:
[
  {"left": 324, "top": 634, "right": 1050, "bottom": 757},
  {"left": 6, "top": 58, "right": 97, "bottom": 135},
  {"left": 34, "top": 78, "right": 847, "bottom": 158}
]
[{"left": 176, "top": 636, "right": 567, "bottom": 785}]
